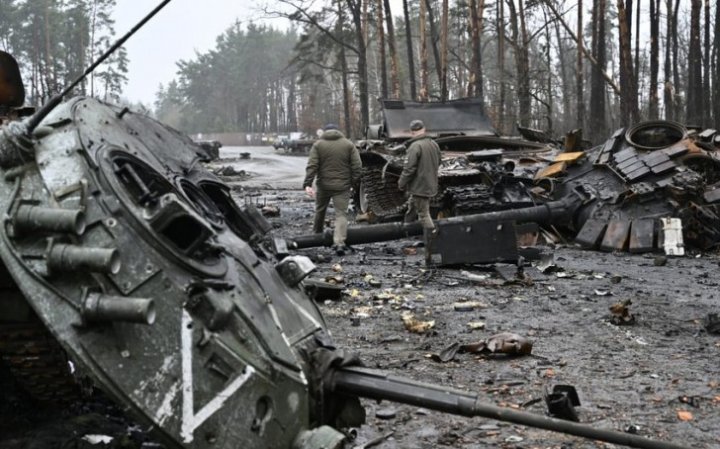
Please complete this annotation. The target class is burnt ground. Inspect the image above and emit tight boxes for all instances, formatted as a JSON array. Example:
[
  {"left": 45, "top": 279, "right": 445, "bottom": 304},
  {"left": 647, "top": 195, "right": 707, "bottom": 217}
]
[
  {"left": 279, "top": 190, "right": 720, "bottom": 449},
  {"left": 1, "top": 147, "right": 719, "bottom": 448}
]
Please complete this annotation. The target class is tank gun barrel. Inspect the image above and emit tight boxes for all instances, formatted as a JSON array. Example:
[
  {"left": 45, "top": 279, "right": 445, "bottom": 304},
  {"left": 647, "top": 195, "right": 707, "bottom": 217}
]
[
  {"left": 331, "top": 367, "right": 690, "bottom": 449},
  {"left": 290, "top": 196, "right": 581, "bottom": 249}
]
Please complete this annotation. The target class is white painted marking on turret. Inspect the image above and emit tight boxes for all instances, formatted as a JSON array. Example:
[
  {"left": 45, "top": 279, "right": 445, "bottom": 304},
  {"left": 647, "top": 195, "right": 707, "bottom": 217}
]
[
  {"left": 284, "top": 295, "right": 323, "bottom": 329},
  {"left": 180, "top": 310, "right": 195, "bottom": 443},
  {"left": 155, "top": 381, "right": 180, "bottom": 426},
  {"left": 180, "top": 310, "right": 256, "bottom": 443}
]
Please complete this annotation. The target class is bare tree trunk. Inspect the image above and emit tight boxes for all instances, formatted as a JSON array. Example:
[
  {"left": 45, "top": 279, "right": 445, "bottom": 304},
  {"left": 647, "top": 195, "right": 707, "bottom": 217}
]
[
  {"left": 507, "top": 0, "right": 531, "bottom": 127},
  {"left": 589, "top": 0, "right": 607, "bottom": 142},
  {"left": 419, "top": 0, "right": 429, "bottom": 101},
  {"left": 553, "top": 18, "right": 569, "bottom": 130},
  {"left": 617, "top": 0, "right": 639, "bottom": 124},
  {"left": 402, "top": 0, "right": 417, "bottom": 99},
  {"left": 468, "top": 0, "right": 480, "bottom": 97},
  {"left": 663, "top": 0, "right": 673, "bottom": 120},
  {"left": 671, "top": 0, "right": 680, "bottom": 119},
  {"left": 287, "top": 79, "right": 297, "bottom": 131},
  {"left": 714, "top": 0, "right": 720, "bottom": 128},
  {"left": 575, "top": 0, "right": 584, "bottom": 130},
  {"left": 649, "top": 0, "right": 660, "bottom": 119},
  {"left": 347, "top": 0, "right": 370, "bottom": 132},
  {"left": 475, "top": 0, "right": 485, "bottom": 103},
  {"left": 440, "top": 0, "right": 449, "bottom": 101},
  {"left": 702, "top": 0, "right": 710, "bottom": 126},
  {"left": 376, "top": 0, "right": 388, "bottom": 98},
  {"left": 383, "top": 0, "right": 401, "bottom": 98},
  {"left": 43, "top": 3, "right": 55, "bottom": 97},
  {"left": 544, "top": 12, "right": 553, "bottom": 133},
  {"left": 468, "top": 0, "right": 485, "bottom": 102},
  {"left": 424, "top": 0, "right": 443, "bottom": 91},
  {"left": 633, "top": 0, "right": 640, "bottom": 86},
  {"left": 686, "top": 0, "right": 703, "bottom": 124},
  {"left": 338, "top": 1, "right": 352, "bottom": 135},
  {"left": 496, "top": 0, "right": 505, "bottom": 133}
]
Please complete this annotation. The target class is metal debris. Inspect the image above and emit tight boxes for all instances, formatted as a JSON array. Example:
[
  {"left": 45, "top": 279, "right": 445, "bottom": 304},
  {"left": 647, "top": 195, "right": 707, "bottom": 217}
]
[
  {"left": 544, "top": 385, "right": 581, "bottom": 422},
  {"left": 609, "top": 299, "right": 636, "bottom": 325},
  {"left": 401, "top": 313, "right": 435, "bottom": 333}
]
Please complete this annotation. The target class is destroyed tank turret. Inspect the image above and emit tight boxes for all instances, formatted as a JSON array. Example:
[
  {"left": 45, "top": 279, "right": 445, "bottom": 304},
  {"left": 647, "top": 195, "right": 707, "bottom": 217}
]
[
  {"left": 357, "top": 98, "right": 562, "bottom": 220},
  {"left": 0, "top": 50, "right": 80, "bottom": 403}
]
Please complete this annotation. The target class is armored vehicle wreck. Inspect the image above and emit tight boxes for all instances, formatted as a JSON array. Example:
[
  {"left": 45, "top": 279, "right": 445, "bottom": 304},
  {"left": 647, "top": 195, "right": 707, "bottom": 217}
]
[
  {"left": 291, "top": 119, "right": 720, "bottom": 264},
  {"left": 357, "top": 97, "right": 561, "bottom": 220}
]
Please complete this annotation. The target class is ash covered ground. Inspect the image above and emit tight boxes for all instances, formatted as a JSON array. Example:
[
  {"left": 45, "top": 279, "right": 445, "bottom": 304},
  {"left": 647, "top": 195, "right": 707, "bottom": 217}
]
[
  {"left": 289, "top": 199, "right": 720, "bottom": 449},
  {"left": 1, "top": 146, "right": 718, "bottom": 449}
]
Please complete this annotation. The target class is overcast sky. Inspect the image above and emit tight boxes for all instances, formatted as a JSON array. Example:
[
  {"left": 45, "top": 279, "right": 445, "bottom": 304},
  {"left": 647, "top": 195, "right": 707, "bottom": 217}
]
[
  {"left": 113, "top": 0, "right": 284, "bottom": 106},
  {"left": 113, "top": 0, "right": 405, "bottom": 107}
]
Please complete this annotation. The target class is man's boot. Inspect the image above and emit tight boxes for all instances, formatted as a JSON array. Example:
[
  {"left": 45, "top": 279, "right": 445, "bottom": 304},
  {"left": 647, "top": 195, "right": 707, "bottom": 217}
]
[{"left": 423, "top": 227, "right": 435, "bottom": 266}]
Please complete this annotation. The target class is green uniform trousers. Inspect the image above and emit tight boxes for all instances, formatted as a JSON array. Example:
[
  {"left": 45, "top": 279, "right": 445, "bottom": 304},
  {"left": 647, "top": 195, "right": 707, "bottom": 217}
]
[{"left": 313, "top": 188, "right": 350, "bottom": 245}]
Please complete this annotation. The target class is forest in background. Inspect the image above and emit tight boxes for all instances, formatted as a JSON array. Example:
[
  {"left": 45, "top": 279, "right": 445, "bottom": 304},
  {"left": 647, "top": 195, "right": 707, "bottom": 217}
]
[
  {"left": 0, "top": 0, "right": 127, "bottom": 104},
  {"left": 1, "top": 1, "right": 719, "bottom": 145},
  {"left": 156, "top": 0, "right": 720, "bottom": 144}
]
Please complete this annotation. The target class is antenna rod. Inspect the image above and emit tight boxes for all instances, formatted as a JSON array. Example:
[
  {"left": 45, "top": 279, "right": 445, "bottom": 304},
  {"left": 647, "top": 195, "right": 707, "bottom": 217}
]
[{"left": 26, "top": 0, "right": 174, "bottom": 133}]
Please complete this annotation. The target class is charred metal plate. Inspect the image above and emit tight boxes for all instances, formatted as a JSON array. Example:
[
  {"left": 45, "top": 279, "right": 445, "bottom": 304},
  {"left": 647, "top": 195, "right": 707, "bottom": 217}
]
[
  {"left": 617, "top": 158, "right": 644, "bottom": 172},
  {"left": 600, "top": 220, "right": 631, "bottom": 251},
  {"left": 613, "top": 148, "right": 638, "bottom": 164},
  {"left": 629, "top": 219, "right": 656, "bottom": 253},
  {"left": 626, "top": 166, "right": 652, "bottom": 181},
  {"left": 641, "top": 151, "right": 671, "bottom": 167},
  {"left": 431, "top": 221, "right": 518, "bottom": 266},
  {"left": 380, "top": 97, "right": 495, "bottom": 139},
  {"left": 662, "top": 144, "right": 689, "bottom": 159},
  {"left": 703, "top": 187, "right": 720, "bottom": 203},
  {"left": 574, "top": 219, "right": 607, "bottom": 249},
  {"left": 698, "top": 129, "right": 717, "bottom": 141},
  {"left": 650, "top": 160, "right": 677, "bottom": 175}
]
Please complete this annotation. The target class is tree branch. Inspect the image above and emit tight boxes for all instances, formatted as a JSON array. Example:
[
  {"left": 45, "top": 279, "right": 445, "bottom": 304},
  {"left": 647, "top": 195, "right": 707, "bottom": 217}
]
[{"left": 543, "top": 0, "right": 621, "bottom": 95}]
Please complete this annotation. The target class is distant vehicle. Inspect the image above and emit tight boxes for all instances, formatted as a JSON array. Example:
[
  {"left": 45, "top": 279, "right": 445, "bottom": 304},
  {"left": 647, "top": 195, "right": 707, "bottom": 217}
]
[
  {"left": 273, "top": 132, "right": 315, "bottom": 154},
  {"left": 193, "top": 139, "right": 222, "bottom": 160}
]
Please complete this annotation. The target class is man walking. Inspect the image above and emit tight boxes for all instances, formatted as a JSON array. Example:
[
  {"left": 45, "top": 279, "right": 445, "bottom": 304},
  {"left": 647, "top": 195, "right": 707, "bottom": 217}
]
[
  {"left": 303, "top": 123, "right": 362, "bottom": 255},
  {"left": 398, "top": 120, "right": 441, "bottom": 265}
]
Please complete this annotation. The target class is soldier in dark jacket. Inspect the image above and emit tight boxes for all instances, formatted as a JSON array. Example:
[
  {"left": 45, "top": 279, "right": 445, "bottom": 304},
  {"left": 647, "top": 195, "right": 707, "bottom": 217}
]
[
  {"left": 398, "top": 119, "right": 441, "bottom": 264},
  {"left": 303, "top": 124, "right": 362, "bottom": 254}
]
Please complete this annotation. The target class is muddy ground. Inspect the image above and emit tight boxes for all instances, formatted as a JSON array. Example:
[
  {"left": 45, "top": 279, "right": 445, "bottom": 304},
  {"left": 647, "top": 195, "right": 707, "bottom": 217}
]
[{"left": 1, "top": 146, "right": 718, "bottom": 449}]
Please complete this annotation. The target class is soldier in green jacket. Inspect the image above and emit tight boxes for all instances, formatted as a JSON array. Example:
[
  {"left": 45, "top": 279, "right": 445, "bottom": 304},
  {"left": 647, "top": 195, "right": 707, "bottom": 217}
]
[
  {"left": 398, "top": 119, "right": 441, "bottom": 264},
  {"left": 303, "top": 124, "right": 362, "bottom": 255}
]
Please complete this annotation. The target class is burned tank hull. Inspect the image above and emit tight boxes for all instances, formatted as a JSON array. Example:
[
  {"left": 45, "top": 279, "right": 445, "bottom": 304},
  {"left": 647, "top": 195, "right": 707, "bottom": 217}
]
[
  {"left": 545, "top": 121, "right": 720, "bottom": 253},
  {"left": 357, "top": 98, "right": 560, "bottom": 220},
  {"left": 302, "top": 121, "right": 720, "bottom": 259},
  {"left": 0, "top": 96, "right": 344, "bottom": 448}
]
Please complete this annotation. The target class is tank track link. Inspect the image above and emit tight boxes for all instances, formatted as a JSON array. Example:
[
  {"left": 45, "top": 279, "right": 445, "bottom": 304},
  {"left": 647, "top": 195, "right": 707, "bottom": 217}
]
[
  {"left": 361, "top": 167, "right": 407, "bottom": 218},
  {"left": 0, "top": 322, "right": 79, "bottom": 404}
]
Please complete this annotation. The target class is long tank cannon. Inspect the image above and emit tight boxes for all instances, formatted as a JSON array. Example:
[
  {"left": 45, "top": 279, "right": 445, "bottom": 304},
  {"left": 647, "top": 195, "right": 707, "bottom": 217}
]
[
  {"left": 331, "top": 366, "right": 690, "bottom": 449},
  {"left": 289, "top": 196, "right": 582, "bottom": 250},
  {"left": 284, "top": 195, "right": 586, "bottom": 265}
]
